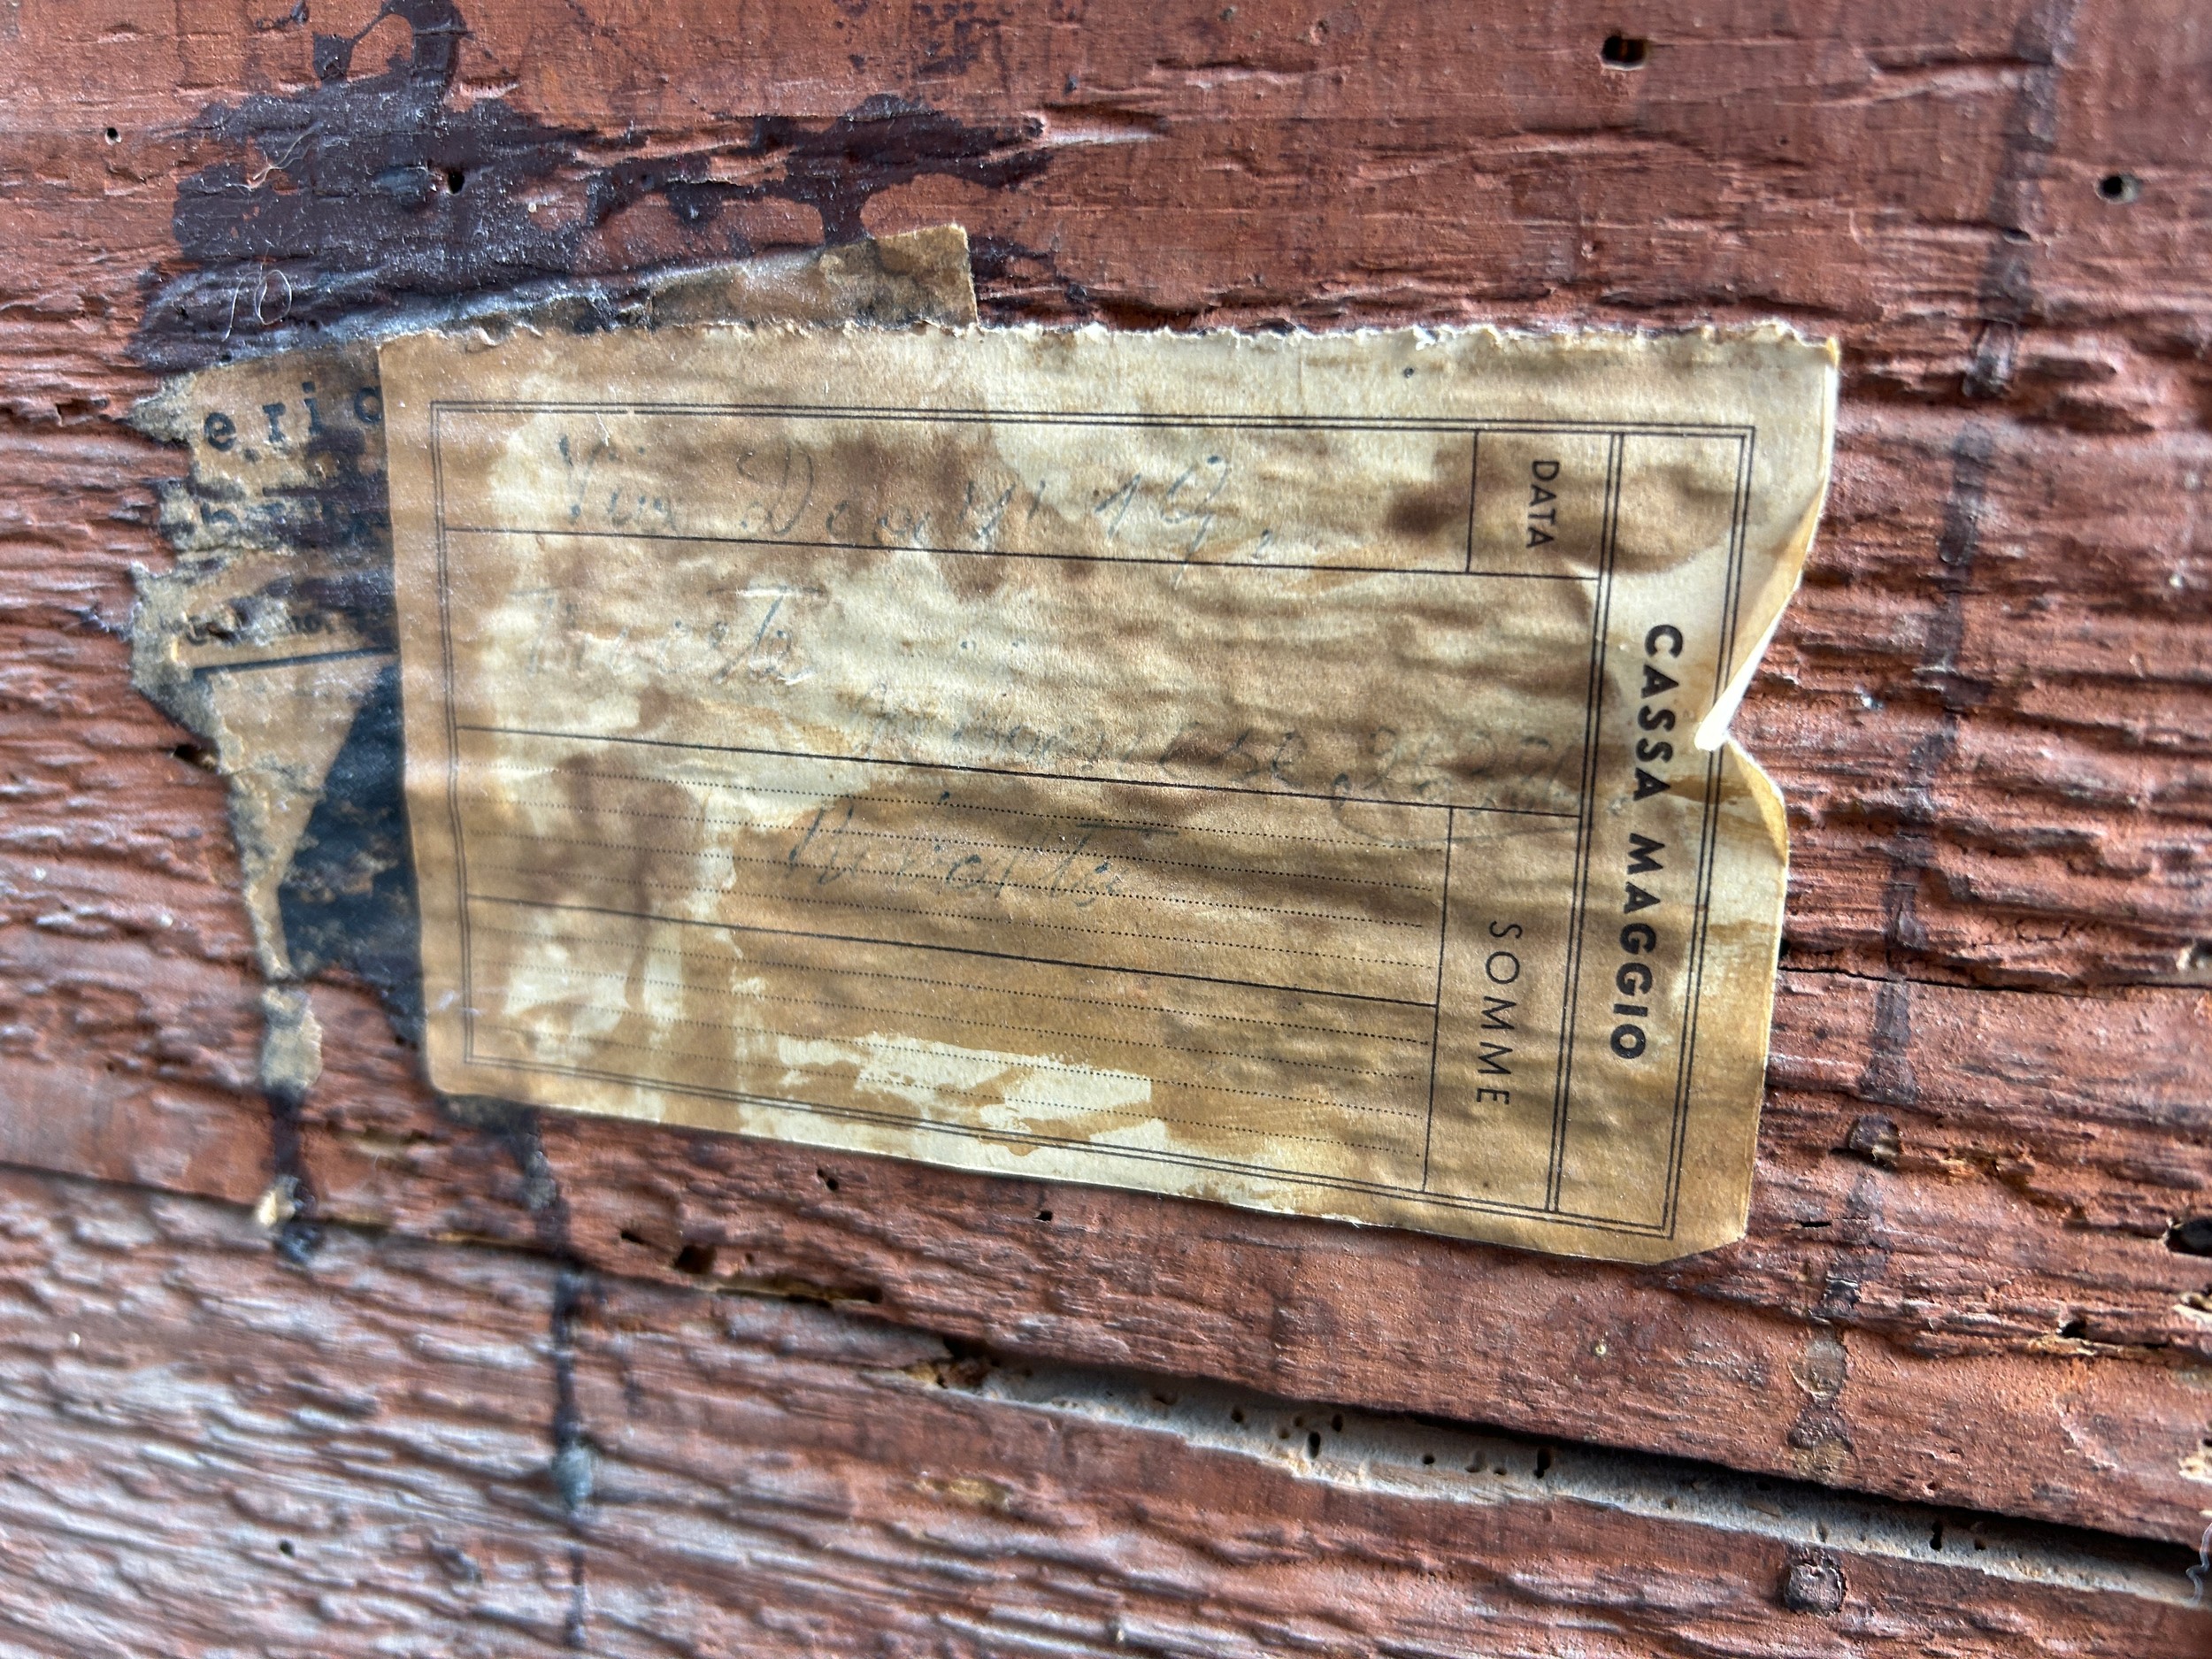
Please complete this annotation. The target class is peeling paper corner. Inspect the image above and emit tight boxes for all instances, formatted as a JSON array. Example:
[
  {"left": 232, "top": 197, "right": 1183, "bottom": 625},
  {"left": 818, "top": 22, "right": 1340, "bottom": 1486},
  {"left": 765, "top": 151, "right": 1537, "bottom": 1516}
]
[{"left": 1696, "top": 326, "right": 1840, "bottom": 755}]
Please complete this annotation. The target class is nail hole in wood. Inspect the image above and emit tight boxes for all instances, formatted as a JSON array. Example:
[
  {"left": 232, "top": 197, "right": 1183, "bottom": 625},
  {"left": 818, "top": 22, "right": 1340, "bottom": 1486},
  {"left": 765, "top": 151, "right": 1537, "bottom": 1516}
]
[
  {"left": 2097, "top": 171, "right": 2139, "bottom": 204},
  {"left": 672, "top": 1241, "right": 718, "bottom": 1274},
  {"left": 2166, "top": 1217, "right": 2212, "bottom": 1255},
  {"left": 1601, "top": 34, "right": 1647, "bottom": 69}
]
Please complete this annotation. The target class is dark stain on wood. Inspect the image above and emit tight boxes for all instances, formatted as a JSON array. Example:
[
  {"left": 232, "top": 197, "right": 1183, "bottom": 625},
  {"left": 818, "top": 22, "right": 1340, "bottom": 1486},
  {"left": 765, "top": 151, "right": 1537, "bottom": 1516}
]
[
  {"left": 277, "top": 662, "right": 420, "bottom": 1026},
  {"left": 132, "top": 0, "right": 1047, "bottom": 370},
  {"left": 591, "top": 95, "right": 1050, "bottom": 248}
]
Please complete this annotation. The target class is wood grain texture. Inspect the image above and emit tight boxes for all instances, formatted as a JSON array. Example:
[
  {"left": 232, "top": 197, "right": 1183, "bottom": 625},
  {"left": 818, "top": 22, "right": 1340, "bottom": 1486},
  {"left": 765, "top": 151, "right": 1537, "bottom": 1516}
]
[
  {"left": 0, "top": 1166, "right": 2200, "bottom": 1657},
  {"left": 0, "top": 0, "right": 2208, "bottom": 1579}
]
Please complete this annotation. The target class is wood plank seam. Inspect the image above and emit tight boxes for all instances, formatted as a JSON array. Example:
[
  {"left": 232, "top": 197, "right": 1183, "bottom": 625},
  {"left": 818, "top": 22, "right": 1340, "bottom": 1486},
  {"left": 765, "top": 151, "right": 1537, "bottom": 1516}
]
[
  {"left": 4, "top": 1157, "right": 2208, "bottom": 1656},
  {"left": 3, "top": 0, "right": 2208, "bottom": 1577}
]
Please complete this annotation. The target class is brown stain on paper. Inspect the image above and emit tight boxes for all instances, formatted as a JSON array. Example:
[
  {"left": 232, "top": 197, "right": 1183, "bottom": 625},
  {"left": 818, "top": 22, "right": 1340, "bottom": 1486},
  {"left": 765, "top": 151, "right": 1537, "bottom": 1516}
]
[{"left": 379, "top": 319, "right": 1835, "bottom": 1262}]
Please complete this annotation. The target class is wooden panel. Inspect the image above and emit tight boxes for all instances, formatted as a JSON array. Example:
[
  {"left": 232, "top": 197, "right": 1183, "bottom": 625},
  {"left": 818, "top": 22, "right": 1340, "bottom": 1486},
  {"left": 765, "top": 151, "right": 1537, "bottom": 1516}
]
[
  {"left": 0, "top": 0, "right": 2208, "bottom": 1577},
  {"left": 0, "top": 1166, "right": 2200, "bottom": 1656}
]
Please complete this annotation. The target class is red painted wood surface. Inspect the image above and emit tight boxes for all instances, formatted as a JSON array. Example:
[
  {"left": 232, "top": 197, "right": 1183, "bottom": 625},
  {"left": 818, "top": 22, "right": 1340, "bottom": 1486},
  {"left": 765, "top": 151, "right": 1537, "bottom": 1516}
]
[
  {"left": 0, "top": 0, "right": 2208, "bottom": 1646},
  {"left": 4, "top": 1164, "right": 2203, "bottom": 1655}
]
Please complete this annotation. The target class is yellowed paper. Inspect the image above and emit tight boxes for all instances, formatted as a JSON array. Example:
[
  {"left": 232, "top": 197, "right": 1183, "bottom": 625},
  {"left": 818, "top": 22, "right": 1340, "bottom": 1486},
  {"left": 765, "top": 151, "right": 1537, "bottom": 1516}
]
[{"left": 382, "top": 320, "right": 1835, "bottom": 1261}]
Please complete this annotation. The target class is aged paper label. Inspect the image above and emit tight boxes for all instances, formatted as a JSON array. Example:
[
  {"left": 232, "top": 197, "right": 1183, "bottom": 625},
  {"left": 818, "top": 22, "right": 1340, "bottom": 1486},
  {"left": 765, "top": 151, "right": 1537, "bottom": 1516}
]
[{"left": 382, "top": 321, "right": 1835, "bottom": 1261}]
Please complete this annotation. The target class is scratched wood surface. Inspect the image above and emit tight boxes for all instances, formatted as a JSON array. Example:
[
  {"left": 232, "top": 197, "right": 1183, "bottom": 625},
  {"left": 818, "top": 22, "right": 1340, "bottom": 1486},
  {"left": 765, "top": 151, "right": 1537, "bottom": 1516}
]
[
  {"left": 1, "top": 0, "right": 2209, "bottom": 1647},
  {"left": 6, "top": 1164, "right": 2207, "bottom": 1657}
]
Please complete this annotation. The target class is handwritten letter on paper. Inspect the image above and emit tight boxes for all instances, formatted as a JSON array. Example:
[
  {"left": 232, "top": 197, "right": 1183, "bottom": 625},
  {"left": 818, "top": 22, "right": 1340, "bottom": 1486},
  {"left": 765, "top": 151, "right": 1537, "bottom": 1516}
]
[{"left": 381, "top": 323, "right": 1835, "bottom": 1261}]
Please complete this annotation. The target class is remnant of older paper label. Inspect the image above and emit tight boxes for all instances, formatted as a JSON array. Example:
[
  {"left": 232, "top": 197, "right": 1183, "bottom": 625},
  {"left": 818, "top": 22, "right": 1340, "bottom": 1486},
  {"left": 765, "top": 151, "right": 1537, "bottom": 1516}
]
[
  {"left": 128, "top": 228, "right": 975, "bottom": 987},
  {"left": 382, "top": 321, "right": 1835, "bottom": 1261}
]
